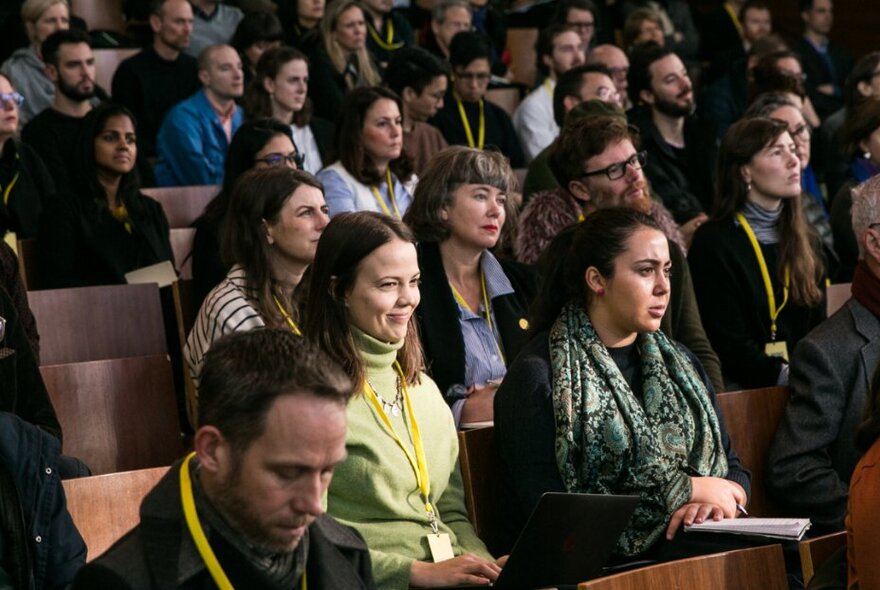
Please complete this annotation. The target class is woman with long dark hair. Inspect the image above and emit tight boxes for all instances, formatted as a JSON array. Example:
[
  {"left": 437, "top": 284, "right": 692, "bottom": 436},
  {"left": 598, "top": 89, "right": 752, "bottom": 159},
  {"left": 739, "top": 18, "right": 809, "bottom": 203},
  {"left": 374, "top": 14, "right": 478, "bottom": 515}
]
[
  {"left": 39, "top": 103, "right": 172, "bottom": 287},
  {"left": 689, "top": 117, "right": 825, "bottom": 388}
]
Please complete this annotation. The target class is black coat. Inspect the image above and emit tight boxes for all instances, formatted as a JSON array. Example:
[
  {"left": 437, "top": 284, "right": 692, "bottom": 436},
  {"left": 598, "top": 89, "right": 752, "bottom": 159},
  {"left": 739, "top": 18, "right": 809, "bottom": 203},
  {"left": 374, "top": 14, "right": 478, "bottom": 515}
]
[
  {"left": 415, "top": 241, "right": 536, "bottom": 397},
  {"left": 429, "top": 95, "right": 526, "bottom": 168},
  {"left": 0, "top": 138, "right": 55, "bottom": 239},
  {"left": 795, "top": 37, "right": 853, "bottom": 121},
  {"left": 72, "top": 459, "right": 377, "bottom": 590}
]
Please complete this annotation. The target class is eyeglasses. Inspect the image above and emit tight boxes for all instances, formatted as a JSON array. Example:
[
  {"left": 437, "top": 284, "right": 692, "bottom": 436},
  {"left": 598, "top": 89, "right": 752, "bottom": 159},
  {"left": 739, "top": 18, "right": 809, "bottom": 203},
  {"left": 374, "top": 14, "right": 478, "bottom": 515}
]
[
  {"left": 255, "top": 151, "right": 305, "bottom": 169},
  {"left": 566, "top": 20, "right": 595, "bottom": 31},
  {"left": 0, "top": 92, "right": 24, "bottom": 107},
  {"left": 595, "top": 85, "right": 619, "bottom": 103},
  {"left": 789, "top": 123, "right": 811, "bottom": 141},
  {"left": 456, "top": 71, "right": 491, "bottom": 82},
  {"left": 581, "top": 151, "right": 647, "bottom": 181}
]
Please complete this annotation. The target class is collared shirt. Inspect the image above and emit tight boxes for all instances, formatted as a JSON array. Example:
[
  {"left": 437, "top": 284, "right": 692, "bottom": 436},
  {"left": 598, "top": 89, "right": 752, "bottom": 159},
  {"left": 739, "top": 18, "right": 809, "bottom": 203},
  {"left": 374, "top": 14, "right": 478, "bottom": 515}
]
[{"left": 450, "top": 251, "right": 513, "bottom": 424}]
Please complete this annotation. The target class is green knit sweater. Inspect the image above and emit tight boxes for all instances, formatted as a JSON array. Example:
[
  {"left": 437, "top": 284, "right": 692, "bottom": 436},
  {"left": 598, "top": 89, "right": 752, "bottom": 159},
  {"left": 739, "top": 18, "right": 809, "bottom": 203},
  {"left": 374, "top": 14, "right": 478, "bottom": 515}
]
[{"left": 327, "top": 329, "right": 493, "bottom": 589}]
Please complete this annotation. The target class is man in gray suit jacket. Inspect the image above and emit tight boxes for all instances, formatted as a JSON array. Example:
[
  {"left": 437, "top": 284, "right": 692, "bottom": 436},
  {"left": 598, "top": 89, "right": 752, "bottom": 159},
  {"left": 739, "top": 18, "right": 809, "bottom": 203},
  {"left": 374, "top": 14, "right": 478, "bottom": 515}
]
[{"left": 767, "top": 176, "right": 880, "bottom": 534}]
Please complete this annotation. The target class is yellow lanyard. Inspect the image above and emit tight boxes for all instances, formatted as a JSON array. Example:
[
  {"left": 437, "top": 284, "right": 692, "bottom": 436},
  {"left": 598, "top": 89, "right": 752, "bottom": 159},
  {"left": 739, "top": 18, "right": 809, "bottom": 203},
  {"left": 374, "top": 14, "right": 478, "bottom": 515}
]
[
  {"left": 370, "top": 169, "right": 401, "bottom": 218},
  {"left": 456, "top": 98, "right": 485, "bottom": 149},
  {"left": 110, "top": 203, "right": 133, "bottom": 234},
  {"left": 2, "top": 171, "right": 19, "bottom": 207},
  {"left": 368, "top": 17, "right": 404, "bottom": 50},
  {"left": 362, "top": 362, "right": 440, "bottom": 534},
  {"left": 273, "top": 294, "right": 302, "bottom": 336},
  {"left": 736, "top": 213, "right": 790, "bottom": 341},
  {"left": 723, "top": 2, "right": 744, "bottom": 38},
  {"left": 449, "top": 271, "right": 505, "bottom": 364},
  {"left": 179, "top": 453, "right": 308, "bottom": 590},
  {"left": 542, "top": 77, "right": 554, "bottom": 97}
]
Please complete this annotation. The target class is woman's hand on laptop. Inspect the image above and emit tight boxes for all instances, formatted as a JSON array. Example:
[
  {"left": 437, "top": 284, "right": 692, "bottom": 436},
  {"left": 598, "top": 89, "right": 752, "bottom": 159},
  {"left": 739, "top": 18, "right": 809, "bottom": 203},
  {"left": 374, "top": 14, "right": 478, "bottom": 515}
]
[{"left": 410, "top": 553, "right": 503, "bottom": 586}]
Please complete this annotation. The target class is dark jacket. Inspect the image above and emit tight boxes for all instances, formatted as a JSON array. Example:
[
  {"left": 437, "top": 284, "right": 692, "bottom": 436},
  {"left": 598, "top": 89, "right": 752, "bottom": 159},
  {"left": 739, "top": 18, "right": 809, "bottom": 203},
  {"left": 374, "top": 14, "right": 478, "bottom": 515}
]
[
  {"left": 628, "top": 106, "right": 718, "bottom": 223},
  {"left": 365, "top": 9, "right": 414, "bottom": 65},
  {"left": 0, "top": 284, "right": 60, "bottom": 440},
  {"left": 795, "top": 37, "right": 853, "bottom": 121},
  {"left": 37, "top": 190, "right": 174, "bottom": 289},
  {"left": 429, "top": 95, "right": 526, "bottom": 168},
  {"left": 0, "top": 412, "right": 86, "bottom": 589},
  {"left": 0, "top": 241, "right": 39, "bottom": 360},
  {"left": 768, "top": 298, "right": 880, "bottom": 534},
  {"left": 831, "top": 179, "right": 858, "bottom": 282},
  {"left": 72, "top": 460, "right": 376, "bottom": 590},
  {"left": 689, "top": 216, "right": 826, "bottom": 388},
  {"left": 415, "top": 242, "right": 536, "bottom": 397},
  {"left": 494, "top": 331, "right": 750, "bottom": 553},
  {"left": 0, "top": 138, "right": 55, "bottom": 240}
]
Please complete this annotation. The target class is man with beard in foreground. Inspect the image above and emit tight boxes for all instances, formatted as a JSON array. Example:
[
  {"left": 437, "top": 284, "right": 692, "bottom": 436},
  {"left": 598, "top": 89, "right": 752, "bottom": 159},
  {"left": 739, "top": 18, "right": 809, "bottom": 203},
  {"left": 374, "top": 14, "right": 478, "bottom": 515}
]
[
  {"left": 626, "top": 42, "right": 716, "bottom": 242},
  {"left": 517, "top": 114, "right": 724, "bottom": 391},
  {"left": 22, "top": 28, "right": 97, "bottom": 190},
  {"left": 72, "top": 329, "right": 376, "bottom": 589}
]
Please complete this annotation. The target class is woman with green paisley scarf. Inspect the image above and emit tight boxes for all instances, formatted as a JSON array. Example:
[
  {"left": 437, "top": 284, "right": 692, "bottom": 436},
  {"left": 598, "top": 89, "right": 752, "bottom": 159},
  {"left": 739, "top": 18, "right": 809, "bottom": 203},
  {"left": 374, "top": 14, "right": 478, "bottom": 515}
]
[{"left": 494, "top": 208, "right": 751, "bottom": 560}]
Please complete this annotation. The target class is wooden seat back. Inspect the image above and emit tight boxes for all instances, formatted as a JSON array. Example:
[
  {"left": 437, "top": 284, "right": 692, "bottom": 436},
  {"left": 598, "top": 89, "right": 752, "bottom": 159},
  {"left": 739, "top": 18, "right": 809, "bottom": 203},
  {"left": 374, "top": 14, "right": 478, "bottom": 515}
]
[
  {"left": 92, "top": 48, "right": 139, "bottom": 94},
  {"left": 170, "top": 228, "right": 195, "bottom": 280},
  {"left": 42, "top": 355, "right": 184, "bottom": 474},
  {"left": 799, "top": 531, "right": 847, "bottom": 585},
  {"left": 486, "top": 87, "right": 522, "bottom": 116},
  {"left": 28, "top": 283, "right": 167, "bottom": 365},
  {"left": 71, "top": 0, "right": 126, "bottom": 33},
  {"left": 577, "top": 544, "right": 788, "bottom": 589},
  {"left": 826, "top": 282, "right": 852, "bottom": 317},
  {"left": 457, "top": 426, "right": 504, "bottom": 555},
  {"left": 63, "top": 466, "right": 168, "bottom": 560},
  {"left": 716, "top": 386, "right": 791, "bottom": 517},
  {"left": 142, "top": 185, "right": 218, "bottom": 228},
  {"left": 506, "top": 28, "right": 539, "bottom": 88}
]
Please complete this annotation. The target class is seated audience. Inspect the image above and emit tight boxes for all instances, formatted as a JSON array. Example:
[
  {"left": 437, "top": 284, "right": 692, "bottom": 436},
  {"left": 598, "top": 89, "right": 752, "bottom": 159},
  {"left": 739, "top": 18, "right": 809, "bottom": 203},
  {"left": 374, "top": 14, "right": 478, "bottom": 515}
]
[
  {"left": 185, "top": 0, "right": 244, "bottom": 58},
  {"left": 847, "top": 363, "right": 880, "bottom": 589},
  {"left": 405, "top": 147, "right": 535, "bottom": 426},
  {"left": 192, "top": 119, "right": 303, "bottom": 304},
  {"left": 317, "top": 86, "right": 416, "bottom": 217},
  {"left": 0, "top": 0, "right": 69, "bottom": 125},
  {"left": 0, "top": 412, "right": 84, "bottom": 588},
  {"left": 627, "top": 43, "right": 714, "bottom": 232},
  {"left": 305, "top": 211, "right": 503, "bottom": 588},
  {"left": 242, "top": 46, "right": 333, "bottom": 174},
  {"left": 73, "top": 329, "right": 376, "bottom": 589},
  {"left": 230, "top": 10, "right": 283, "bottom": 87},
  {"left": 795, "top": 0, "right": 851, "bottom": 121},
  {"left": 496, "top": 207, "right": 749, "bottom": 557},
  {"left": 689, "top": 118, "right": 825, "bottom": 389},
  {"left": 422, "top": 0, "right": 471, "bottom": 63},
  {"left": 0, "top": 74, "right": 54, "bottom": 240},
  {"left": 513, "top": 25, "right": 585, "bottom": 162},
  {"left": 769, "top": 174, "right": 880, "bottom": 534},
  {"left": 39, "top": 103, "right": 174, "bottom": 288},
  {"left": 361, "top": 0, "right": 413, "bottom": 66},
  {"left": 621, "top": 0, "right": 699, "bottom": 66},
  {"left": 832, "top": 100, "right": 880, "bottom": 282},
  {"left": 155, "top": 44, "right": 244, "bottom": 187},
  {"left": 520, "top": 114, "right": 722, "bottom": 390},
  {"left": 589, "top": 43, "right": 631, "bottom": 110},
  {"left": 429, "top": 32, "right": 524, "bottom": 168},
  {"left": 22, "top": 28, "right": 95, "bottom": 191},
  {"left": 622, "top": 8, "right": 665, "bottom": 52},
  {"left": 275, "top": 0, "right": 324, "bottom": 51},
  {"left": 308, "top": 0, "right": 380, "bottom": 120},
  {"left": 111, "top": 0, "right": 200, "bottom": 159},
  {"left": 186, "top": 168, "right": 328, "bottom": 389},
  {"left": 383, "top": 47, "right": 449, "bottom": 175}
]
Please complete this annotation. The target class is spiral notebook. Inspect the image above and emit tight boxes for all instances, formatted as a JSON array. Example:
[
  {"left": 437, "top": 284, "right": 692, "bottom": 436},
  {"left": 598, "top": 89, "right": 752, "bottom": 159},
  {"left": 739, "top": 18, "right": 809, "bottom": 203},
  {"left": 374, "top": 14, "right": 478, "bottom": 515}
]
[{"left": 684, "top": 517, "right": 812, "bottom": 541}]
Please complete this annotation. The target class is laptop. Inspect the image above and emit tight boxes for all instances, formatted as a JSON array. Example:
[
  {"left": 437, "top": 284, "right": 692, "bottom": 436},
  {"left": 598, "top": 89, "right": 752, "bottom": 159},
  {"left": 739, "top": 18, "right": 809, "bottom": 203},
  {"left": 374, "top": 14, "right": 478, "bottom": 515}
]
[{"left": 473, "top": 492, "right": 639, "bottom": 589}]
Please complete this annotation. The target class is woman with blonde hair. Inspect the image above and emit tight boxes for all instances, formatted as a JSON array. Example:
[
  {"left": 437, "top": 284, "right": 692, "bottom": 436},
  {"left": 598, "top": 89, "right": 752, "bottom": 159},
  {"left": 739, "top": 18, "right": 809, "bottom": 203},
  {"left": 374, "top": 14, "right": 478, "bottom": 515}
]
[
  {"left": 308, "top": 0, "right": 380, "bottom": 120},
  {"left": 1, "top": 0, "right": 70, "bottom": 124}
]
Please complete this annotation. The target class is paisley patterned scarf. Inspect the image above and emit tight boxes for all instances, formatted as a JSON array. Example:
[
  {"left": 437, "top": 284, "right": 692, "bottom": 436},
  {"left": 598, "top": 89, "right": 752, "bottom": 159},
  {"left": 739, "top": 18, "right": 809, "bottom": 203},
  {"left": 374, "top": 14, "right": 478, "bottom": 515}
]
[{"left": 550, "top": 301, "right": 728, "bottom": 555}]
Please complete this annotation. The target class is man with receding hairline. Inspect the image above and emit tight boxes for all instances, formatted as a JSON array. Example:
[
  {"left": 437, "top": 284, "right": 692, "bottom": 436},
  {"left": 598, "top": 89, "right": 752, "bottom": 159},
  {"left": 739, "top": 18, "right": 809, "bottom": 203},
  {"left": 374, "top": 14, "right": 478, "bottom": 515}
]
[
  {"left": 154, "top": 43, "right": 243, "bottom": 187},
  {"left": 72, "top": 329, "right": 377, "bottom": 589}
]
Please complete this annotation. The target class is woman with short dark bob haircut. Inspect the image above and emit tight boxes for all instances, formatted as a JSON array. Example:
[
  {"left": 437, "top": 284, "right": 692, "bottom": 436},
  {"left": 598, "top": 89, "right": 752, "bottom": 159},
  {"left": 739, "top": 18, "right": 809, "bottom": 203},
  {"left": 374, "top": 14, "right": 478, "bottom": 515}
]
[
  {"left": 186, "top": 167, "right": 328, "bottom": 390},
  {"left": 317, "top": 86, "right": 416, "bottom": 218},
  {"left": 405, "top": 146, "right": 535, "bottom": 426},
  {"left": 305, "top": 211, "right": 504, "bottom": 588},
  {"left": 495, "top": 207, "right": 749, "bottom": 560},
  {"left": 690, "top": 117, "right": 825, "bottom": 389}
]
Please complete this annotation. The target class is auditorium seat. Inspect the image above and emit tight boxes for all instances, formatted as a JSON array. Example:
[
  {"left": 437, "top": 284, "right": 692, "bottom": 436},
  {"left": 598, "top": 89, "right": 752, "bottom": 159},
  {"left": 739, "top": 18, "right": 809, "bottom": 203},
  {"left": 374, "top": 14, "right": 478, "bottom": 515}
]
[
  {"left": 142, "top": 185, "right": 218, "bottom": 228},
  {"left": 826, "top": 282, "right": 852, "bottom": 317},
  {"left": 71, "top": 0, "right": 126, "bottom": 33},
  {"left": 28, "top": 283, "right": 167, "bottom": 365},
  {"left": 486, "top": 87, "right": 522, "bottom": 116},
  {"left": 457, "top": 426, "right": 504, "bottom": 556},
  {"left": 717, "top": 386, "right": 791, "bottom": 517},
  {"left": 577, "top": 544, "right": 788, "bottom": 589},
  {"left": 42, "top": 355, "right": 184, "bottom": 474},
  {"left": 170, "top": 228, "right": 195, "bottom": 280},
  {"left": 63, "top": 466, "right": 168, "bottom": 560},
  {"left": 799, "top": 531, "right": 847, "bottom": 585},
  {"left": 93, "top": 48, "right": 140, "bottom": 95},
  {"left": 506, "top": 28, "right": 539, "bottom": 88}
]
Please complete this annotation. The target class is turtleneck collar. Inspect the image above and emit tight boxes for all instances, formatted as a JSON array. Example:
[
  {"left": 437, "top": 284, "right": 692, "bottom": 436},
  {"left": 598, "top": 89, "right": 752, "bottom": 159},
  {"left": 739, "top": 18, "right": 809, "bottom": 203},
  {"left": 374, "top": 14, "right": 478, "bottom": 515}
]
[
  {"left": 352, "top": 326, "right": 405, "bottom": 374},
  {"left": 741, "top": 198, "right": 782, "bottom": 244}
]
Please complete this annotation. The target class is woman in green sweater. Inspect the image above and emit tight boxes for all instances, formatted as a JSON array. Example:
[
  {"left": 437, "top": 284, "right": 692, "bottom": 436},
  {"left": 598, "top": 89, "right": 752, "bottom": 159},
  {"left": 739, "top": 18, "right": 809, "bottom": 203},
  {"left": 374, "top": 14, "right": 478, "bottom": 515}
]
[{"left": 304, "top": 211, "right": 503, "bottom": 588}]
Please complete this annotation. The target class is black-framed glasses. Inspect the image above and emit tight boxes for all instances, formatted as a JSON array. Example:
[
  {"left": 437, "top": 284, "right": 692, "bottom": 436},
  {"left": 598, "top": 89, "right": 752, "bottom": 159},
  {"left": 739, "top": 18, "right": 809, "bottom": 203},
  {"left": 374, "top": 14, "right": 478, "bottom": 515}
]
[
  {"left": 255, "top": 151, "right": 305, "bottom": 169},
  {"left": 0, "top": 92, "right": 23, "bottom": 108},
  {"left": 581, "top": 151, "right": 647, "bottom": 181},
  {"left": 789, "top": 123, "right": 811, "bottom": 141}
]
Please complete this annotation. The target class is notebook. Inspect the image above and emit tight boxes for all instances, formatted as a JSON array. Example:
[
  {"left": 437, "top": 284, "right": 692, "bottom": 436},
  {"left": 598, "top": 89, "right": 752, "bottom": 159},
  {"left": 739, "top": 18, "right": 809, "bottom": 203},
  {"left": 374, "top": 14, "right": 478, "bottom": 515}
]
[{"left": 684, "top": 517, "right": 812, "bottom": 541}]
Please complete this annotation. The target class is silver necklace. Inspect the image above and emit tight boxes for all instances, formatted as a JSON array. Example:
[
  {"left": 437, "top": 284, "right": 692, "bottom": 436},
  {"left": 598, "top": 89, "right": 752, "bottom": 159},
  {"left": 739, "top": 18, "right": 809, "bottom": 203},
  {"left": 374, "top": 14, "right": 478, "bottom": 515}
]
[{"left": 369, "top": 375, "right": 403, "bottom": 417}]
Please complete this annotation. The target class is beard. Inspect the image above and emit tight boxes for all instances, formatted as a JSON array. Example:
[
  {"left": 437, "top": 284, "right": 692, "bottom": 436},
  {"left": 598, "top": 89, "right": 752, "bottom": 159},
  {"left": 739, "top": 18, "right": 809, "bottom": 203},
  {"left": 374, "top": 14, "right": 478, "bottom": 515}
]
[
  {"left": 590, "top": 178, "right": 653, "bottom": 214},
  {"left": 57, "top": 77, "right": 94, "bottom": 102},
  {"left": 652, "top": 91, "right": 694, "bottom": 118}
]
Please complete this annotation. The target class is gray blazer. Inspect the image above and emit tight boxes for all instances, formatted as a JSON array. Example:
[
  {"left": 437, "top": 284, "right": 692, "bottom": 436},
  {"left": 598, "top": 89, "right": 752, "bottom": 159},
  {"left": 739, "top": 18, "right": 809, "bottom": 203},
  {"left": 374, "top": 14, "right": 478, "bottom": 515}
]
[{"left": 767, "top": 297, "right": 880, "bottom": 533}]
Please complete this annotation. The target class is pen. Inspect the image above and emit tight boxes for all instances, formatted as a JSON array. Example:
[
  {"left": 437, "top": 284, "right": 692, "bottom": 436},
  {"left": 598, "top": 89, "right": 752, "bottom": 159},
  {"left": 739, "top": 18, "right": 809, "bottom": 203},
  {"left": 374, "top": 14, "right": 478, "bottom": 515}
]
[{"left": 736, "top": 503, "right": 749, "bottom": 517}]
